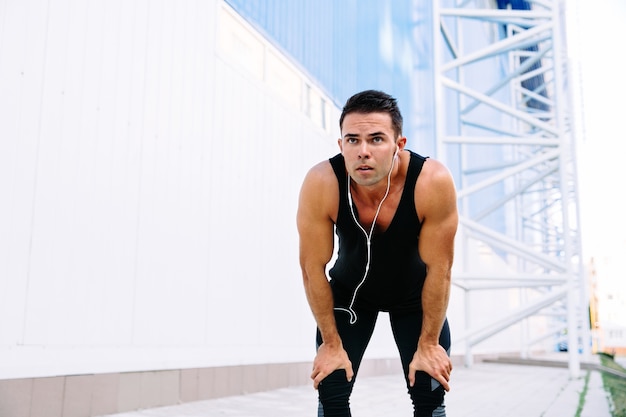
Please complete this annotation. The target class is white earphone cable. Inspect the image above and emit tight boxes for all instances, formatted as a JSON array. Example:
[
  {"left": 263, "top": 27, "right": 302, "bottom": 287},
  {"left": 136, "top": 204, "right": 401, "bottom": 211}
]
[{"left": 335, "top": 148, "right": 398, "bottom": 324}]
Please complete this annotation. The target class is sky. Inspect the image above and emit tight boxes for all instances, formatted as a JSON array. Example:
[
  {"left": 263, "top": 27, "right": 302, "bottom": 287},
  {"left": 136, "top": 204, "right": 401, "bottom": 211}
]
[{"left": 569, "top": 0, "right": 626, "bottom": 262}]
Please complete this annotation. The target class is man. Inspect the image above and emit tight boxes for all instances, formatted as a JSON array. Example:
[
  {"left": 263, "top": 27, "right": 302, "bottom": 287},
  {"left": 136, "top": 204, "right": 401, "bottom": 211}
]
[{"left": 297, "top": 90, "right": 458, "bottom": 417}]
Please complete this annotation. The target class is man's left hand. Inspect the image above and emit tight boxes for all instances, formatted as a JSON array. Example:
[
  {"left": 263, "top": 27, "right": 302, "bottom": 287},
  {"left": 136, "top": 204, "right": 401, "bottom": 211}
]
[{"left": 408, "top": 343, "right": 452, "bottom": 391}]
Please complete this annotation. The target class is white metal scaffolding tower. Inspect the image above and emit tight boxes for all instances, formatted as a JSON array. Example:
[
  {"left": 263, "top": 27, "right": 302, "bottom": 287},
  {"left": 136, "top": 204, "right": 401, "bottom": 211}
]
[{"left": 433, "top": 0, "right": 588, "bottom": 376}]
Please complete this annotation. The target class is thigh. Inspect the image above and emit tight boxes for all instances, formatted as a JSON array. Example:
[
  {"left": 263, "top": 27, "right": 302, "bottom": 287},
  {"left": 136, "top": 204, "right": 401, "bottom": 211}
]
[
  {"left": 389, "top": 312, "right": 451, "bottom": 417},
  {"left": 388, "top": 312, "right": 451, "bottom": 371},
  {"left": 316, "top": 309, "right": 379, "bottom": 416},
  {"left": 316, "top": 308, "right": 379, "bottom": 375}
]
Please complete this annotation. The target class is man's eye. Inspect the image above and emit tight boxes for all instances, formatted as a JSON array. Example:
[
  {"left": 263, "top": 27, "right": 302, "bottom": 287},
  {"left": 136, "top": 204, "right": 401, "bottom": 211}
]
[
  {"left": 373, "top": 137, "right": 383, "bottom": 142},
  {"left": 347, "top": 138, "right": 357, "bottom": 144}
]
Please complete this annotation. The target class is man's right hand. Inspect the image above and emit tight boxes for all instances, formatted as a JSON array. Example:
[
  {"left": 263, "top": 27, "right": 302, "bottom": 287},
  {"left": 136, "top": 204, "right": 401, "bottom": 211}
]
[{"left": 310, "top": 342, "right": 354, "bottom": 389}]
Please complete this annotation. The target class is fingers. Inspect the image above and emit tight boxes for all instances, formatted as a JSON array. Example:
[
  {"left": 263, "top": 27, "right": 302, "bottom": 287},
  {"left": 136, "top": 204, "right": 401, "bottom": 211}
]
[
  {"left": 407, "top": 361, "right": 452, "bottom": 391},
  {"left": 313, "top": 372, "right": 323, "bottom": 390},
  {"left": 408, "top": 371, "right": 451, "bottom": 391},
  {"left": 310, "top": 362, "right": 354, "bottom": 390},
  {"left": 310, "top": 344, "right": 353, "bottom": 390},
  {"left": 437, "top": 374, "right": 451, "bottom": 392},
  {"left": 310, "top": 366, "right": 327, "bottom": 390},
  {"left": 310, "top": 364, "right": 327, "bottom": 390},
  {"left": 345, "top": 363, "right": 354, "bottom": 383},
  {"left": 436, "top": 358, "right": 452, "bottom": 391}
]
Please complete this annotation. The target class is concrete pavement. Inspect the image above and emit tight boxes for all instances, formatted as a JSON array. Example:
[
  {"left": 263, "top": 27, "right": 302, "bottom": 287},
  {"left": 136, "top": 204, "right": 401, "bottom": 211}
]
[{"left": 101, "top": 354, "right": 614, "bottom": 417}]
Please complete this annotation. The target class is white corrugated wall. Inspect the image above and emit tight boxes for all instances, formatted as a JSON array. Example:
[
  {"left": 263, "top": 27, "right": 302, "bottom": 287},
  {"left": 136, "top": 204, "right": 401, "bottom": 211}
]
[{"left": 0, "top": 0, "right": 395, "bottom": 379}]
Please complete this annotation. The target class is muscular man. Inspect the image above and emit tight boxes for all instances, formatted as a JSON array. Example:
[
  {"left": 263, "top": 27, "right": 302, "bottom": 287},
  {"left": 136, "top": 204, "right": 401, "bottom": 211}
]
[{"left": 297, "top": 90, "right": 458, "bottom": 417}]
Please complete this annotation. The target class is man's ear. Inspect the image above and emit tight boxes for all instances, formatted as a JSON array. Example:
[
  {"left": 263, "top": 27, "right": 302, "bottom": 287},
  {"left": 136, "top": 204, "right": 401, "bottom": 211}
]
[
  {"left": 397, "top": 136, "right": 407, "bottom": 151},
  {"left": 337, "top": 138, "right": 343, "bottom": 153}
]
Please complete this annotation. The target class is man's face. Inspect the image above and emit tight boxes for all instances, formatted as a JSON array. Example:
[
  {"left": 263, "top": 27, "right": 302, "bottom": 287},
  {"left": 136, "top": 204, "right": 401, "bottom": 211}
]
[{"left": 338, "top": 112, "right": 401, "bottom": 187}]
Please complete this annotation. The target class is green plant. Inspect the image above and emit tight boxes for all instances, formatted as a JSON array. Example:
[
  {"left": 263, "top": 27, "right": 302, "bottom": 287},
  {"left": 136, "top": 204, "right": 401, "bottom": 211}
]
[
  {"left": 599, "top": 354, "right": 626, "bottom": 417},
  {"left": 575, "top": 371, "right": 591, "bottom": 417}
]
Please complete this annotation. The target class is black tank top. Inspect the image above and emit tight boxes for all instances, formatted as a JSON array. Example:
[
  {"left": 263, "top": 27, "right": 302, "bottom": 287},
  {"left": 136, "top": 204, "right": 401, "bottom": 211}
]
[{"left": 328, "top": 151, "right": 428, "bottom": 313}]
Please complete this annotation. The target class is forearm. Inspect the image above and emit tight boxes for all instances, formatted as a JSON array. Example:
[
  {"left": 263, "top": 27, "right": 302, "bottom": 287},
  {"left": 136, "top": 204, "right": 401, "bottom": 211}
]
[
  {"left": 302, "top": 269, "right": 341, "bottom": 345},
  {"left": 419, "top": 267, "right": 451, "bottom": 345},
  {"left": 304, "top": 270, "right": 354, "bottom": 387}
]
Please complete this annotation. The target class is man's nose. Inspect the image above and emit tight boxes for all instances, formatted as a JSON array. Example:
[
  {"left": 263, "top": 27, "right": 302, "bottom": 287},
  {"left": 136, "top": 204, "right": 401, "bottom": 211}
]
[{"left": 358, "top": 143, "right": 371, "bottom": 159}]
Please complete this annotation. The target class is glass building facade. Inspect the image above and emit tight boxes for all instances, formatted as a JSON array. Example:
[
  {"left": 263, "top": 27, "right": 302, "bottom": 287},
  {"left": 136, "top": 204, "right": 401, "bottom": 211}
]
[{"left": 226, "top": 0, "right": 438, "bottom": 155}]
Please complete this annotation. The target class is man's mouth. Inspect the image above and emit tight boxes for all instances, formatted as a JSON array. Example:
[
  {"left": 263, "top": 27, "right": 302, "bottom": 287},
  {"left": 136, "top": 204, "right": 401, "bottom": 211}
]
[{"left": 357, "top": 166, "right": 373, "bottom": 171}]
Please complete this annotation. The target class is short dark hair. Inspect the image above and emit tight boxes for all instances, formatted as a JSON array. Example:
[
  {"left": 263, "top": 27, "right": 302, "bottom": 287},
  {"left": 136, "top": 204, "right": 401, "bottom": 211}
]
[{"left": 339, "top": 90, "right": 403, "bottom": 138}]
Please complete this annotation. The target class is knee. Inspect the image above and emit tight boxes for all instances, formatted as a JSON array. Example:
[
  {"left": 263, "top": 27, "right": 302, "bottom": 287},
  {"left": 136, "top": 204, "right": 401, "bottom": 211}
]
[
  {"left": 408, "top": 371, "right": 446, "bottom": 417},
  {"left": 318, "top": 370, "right": 354, "bottom": 416}
]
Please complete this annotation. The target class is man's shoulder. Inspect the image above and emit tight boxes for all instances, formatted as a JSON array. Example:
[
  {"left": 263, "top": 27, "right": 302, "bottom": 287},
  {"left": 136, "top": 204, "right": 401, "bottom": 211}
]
[
  {"left": 298, "top": 158, "right": 340, "bottom": 220},
  {"left": 303, "top": 158, "right": 340, "bottom": 190},
  {"left": 419, "top": 156, "right": 451, "bottom": 180},
  {"left": 413, "top": 156, "right": 456, "bottom": 200},
  {"left": 307, "top": 158, "right": 335, "bottom": 176}
]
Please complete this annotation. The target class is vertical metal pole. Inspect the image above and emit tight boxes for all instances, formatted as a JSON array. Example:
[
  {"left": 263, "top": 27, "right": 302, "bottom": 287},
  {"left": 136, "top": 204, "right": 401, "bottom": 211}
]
[
  {"left": 553, "top": 0, "right": 580, "bottom": 378},
  {"left": 464, "top": 290, "right": 473, "bottom": 367},
  {"left": 432, "top": 0, "right": 445, "bottom": 163},
  {"left": 564, "top": 0, "right": 592, "bottom": 361}
]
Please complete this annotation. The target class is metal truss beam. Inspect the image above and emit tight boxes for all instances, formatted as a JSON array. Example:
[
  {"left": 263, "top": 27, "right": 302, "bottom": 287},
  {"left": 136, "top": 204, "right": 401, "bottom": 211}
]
[{"left": 433, "top": 0, "right": 588, "bottom": 376}]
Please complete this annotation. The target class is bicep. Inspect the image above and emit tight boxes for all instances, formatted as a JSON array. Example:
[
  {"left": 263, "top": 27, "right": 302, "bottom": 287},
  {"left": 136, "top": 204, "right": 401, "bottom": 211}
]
[
  {"left": 417, "top": 165, "right": 458, "bottom": 270},
  {"left": 297, "top": 167, "right": 336, "bottom": 276}
]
